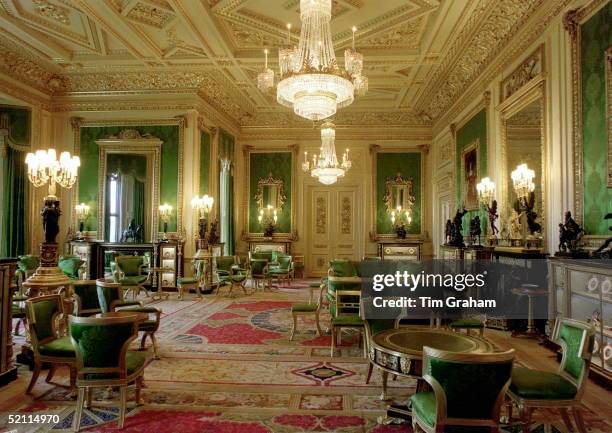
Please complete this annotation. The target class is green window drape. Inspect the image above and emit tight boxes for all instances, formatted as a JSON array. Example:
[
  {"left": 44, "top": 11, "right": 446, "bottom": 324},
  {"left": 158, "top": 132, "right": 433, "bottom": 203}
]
[
  {"left": 0, "top": 146, "right": 28, "bottom": 257},
  {"left": 134, "top": 179, "right": 145, "bottom": 228}
]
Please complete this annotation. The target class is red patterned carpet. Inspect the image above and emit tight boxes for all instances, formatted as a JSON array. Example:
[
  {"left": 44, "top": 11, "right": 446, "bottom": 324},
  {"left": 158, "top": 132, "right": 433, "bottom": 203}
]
[{"left": 1, "top": 284, "right": 609, "bottom": 432}]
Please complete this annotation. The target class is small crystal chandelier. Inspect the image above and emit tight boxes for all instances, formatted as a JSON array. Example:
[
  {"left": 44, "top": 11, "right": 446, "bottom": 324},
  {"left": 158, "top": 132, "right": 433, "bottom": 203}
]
[
  {"left": 302, "top": 122, "right": 351, "bottom": 185},
  {"left": 257, "top": 0, "right": 368, "bottom": 121},
  {"left": 25, "top": 149, "right": 80, "bottom": 198},
  {"left": 511, "top": 163, "right": 535, "bottom": 201}
]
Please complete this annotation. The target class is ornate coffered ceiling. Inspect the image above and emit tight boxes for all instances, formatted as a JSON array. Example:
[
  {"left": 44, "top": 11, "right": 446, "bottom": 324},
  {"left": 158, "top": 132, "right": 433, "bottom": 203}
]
[{"left": 0, "top": 0, "right": 564, "bottom": 129}]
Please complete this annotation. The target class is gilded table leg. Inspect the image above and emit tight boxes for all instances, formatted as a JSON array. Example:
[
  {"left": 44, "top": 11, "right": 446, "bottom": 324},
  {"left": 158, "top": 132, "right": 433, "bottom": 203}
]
[{"left": 380, "top": 370, "right": 389, "bottom": 401}]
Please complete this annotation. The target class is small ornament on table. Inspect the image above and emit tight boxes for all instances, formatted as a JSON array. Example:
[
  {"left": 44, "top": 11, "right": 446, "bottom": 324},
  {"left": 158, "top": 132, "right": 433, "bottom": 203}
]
[
  {"left": 390, "top": 206, "right": 412, "bottom": 240},
  {"left": 448, "top": 207, "right": 468, "bottom": 247},
  {"left": 258, "top": 205, "right": 278, "bottom": 237},
  {"left": 469, "top": 215, "right": 482, "bottom": 246},
  {"left": 557, "top": 211, "right": 585, "bottom": 256}
]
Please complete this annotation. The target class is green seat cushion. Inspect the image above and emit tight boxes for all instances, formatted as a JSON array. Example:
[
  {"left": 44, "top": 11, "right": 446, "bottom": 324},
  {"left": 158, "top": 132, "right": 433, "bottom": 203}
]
[
  {"left": 12, "top": 304, "right": 26, "bottom": 317},
  {"left": 292, "top": 303, "right": 318, "bottom": 312},
  {"left": 178, "top": 277, "right": 198, "bottom": 284},
  {"left": 119, "top": 275, "right": 148, "bottom": 286},
  {"left": 449, "top": 319, "right": 485, "bottom": 328},
  {"left": 309, "top": 282, "right": 321, "bottom": 288},
  {"left": 85, "top": 351, "right": 148, "bottom": 380},
  {"left": 39, "top": 336, "right": 76, "bottom": 358},
  {"left": 58, "top": 256, "right": 84, "bottom": 279},
  {"left": 510, "top": 367, "right": 577, "bottom": 400},
  {"left": 229, "top": 275, "right": 246, "bottom": 283},
  {"left": 332, "top": 315, "right": 364, "bottom": 326},
  {"left": 117, "top": 257, "right": 144, "bottom": 276},
  {"left": 269, "top": 269, "right": 289, "bottom": 275},
  {"left": 123, "top": 306, "right": 159, "bottom": 314},
  {"left": 329, "top": 259, "right": 358, "bottom": 277},
  {"left": 411, "top": 392, "right": 436, "bottom": 427}
]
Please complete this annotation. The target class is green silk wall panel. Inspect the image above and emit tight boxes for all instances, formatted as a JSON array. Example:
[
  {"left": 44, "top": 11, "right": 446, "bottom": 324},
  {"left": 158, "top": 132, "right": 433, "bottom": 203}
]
[
  {"left": 78, "top": 125, "right": 180, "bottom": 232},
  {"left": 455, "top": 109, "right": 487, "bottom": 235},
  {"left": 248, "top": 152, "right": 292, "bottom": 234},
  {"left": 199, "top": 131, "right": 211, "bottom": 195},
  {"left": 376, "top": 152, "right": 422, "bottom": 235},
  {"left": 0, "top": 106, "right": 30, "bottom": 145},
  {"left": 581, "top": 2, "right": 612, "bottom": 235}
]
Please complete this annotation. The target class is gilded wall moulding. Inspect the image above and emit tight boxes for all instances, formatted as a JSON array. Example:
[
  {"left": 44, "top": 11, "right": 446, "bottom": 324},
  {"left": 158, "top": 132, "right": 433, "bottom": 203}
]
[
  {"left": 362, "top": 17, "right": 423, "bottom": 49},
  {"left": 501, "top": 45, "right": 544, "bottom": 102},
  {"left": 33, "top": 0, "right": 71, "bottom": 25},
  {"left": 124, "top": 1, "right": 175, "bottom": 29}
]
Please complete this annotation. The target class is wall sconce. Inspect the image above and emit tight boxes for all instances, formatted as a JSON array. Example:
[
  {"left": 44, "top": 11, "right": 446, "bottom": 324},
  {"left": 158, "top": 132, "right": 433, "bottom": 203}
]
[
  {"left": 390, "top": 205, "right": 412, "bottom": 239},
  {"left": 258, "top": 204, "right": 278, "bottom": 237},
  {"left": 24, "top": 149, "right": 80, "bottom": 286},
  {"left": 158, "top": 203, "right": 173, "bottom": 242},
  {"left": 74, "top": 202, "right": 90, "bottom": 241},
  {"left": 191, "top": 195, "right": 214, "bottom": 249},
  {"left": 476, "top": 177, "right": 499, "bottom": 242}
]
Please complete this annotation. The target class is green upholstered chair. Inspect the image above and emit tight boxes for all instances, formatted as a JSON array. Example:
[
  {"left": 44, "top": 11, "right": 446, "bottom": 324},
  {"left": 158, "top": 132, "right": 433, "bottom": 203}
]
[
  {"left": 215, "top": 256, "right": 248, "bottom": 297},
  {"left": 327, "top": 259, "right": 362, "bottom": 317},
  {"left": 363, "top": 318, "right": 400, "bottom": 384},
  {"left": 449, "top": 317, "right": 486, "bottom": 337},
  {"left": 25, "top": 294, "right": 76, "bottom": 395},
  {"left": 69, "top": 315, "right": 150, "bottom": 432},
  {"left": 71, "top": 280, "right": 102, "bottom": 316},
  {"left": 290, "top": 283, "right": 324, "bottom": 341},
  {"left": 58, "top": 255, "right": 85, "bottom": 280},
  {"left": 112, "top": 255, "right": 151, "bottom": 300},
  {"left": 177, "top": 259, "right": 205, "bottom": 300},
  {"left": 248, "top": 251, "right": 274, "bottom": 263},
  {"left": 12, "top": 295, "right": 27, "bottom": 336},
  {"left": 249, "top": 259, "right": 270, "bottom": 291},
  {"left": 331, "top": 289, "right": 363, "bottom": 357},
  {"left": 411, "top": 347, "right": 515, "bottom": 433},
  {"left": 16, "top": 255, "right": 39, "bottom": 287},
  {"left": 507, "top": 318, "right": 595, "bottom": 433},
  {"left": 268, "top": 254, "right": 294, "bottom": 286},
  {"left": 96, "top": 279, "right": 162, "bottom": 359}
]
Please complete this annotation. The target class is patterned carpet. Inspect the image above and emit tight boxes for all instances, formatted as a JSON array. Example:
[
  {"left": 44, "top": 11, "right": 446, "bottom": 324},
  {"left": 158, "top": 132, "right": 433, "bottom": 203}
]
[{"left": 0, "top": 283, "right": 607, "bottom": 432}]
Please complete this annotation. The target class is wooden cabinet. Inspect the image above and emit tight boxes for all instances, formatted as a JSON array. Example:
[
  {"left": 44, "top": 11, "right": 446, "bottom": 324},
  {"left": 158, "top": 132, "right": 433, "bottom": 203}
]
[
  {"left": 464, "top": 246, "right": 493, "bottom": 261},
  {"left": 439, "top": 245, "right": 464, "bottom": 260},
  {"left": 157, "top": 242, "right": 183, "bottom": 288},
  {"left": 548, "top": 258, "right": 612, "bottom": 382},
  {"left": 378, "top": 241, "right": 421, "bottom": 260},
  {"left": 0, "top": 258, "right": 17, "bottom": 387}
]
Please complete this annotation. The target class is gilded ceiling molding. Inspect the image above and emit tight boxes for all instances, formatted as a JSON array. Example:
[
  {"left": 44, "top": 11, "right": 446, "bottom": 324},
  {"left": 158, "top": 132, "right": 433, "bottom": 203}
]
[
  {"left": 197, "top": 116, "right": 218, "bottom": 136},
  {"left": 240, "top": 129, "right": 431, "bottom": 142},
  {"left": 0, "top": 76, "right": 50, "bottom": 110},
  {"left": 500, "top": 45, "right": 544, "bottom": 103}
]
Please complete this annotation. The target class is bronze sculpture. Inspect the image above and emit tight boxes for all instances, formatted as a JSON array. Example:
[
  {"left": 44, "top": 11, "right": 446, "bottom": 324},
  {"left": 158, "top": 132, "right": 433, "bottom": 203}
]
[{"left": 558, "top": 211, "right": 584, "bottom": 253}]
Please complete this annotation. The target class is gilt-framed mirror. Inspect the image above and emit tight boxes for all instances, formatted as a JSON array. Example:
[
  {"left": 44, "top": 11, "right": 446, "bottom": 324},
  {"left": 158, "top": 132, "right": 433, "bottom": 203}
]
[
  {"left": 254, "top": 172, "right": 287, "bottom": 212},
  {"left": 383, "top": 173, "right": 416, "bottom": 214}
]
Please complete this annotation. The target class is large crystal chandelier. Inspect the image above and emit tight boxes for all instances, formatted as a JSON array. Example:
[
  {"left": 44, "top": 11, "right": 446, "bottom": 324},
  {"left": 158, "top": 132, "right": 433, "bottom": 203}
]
[
  {"left": 257, "top": 0, "right": 368, "bottom": 121},
  {"left": 302, "top": 122, "right": 351, "bottom": 185}
]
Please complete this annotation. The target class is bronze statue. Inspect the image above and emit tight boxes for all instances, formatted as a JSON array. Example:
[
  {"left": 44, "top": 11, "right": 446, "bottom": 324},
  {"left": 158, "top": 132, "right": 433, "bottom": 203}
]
[
  {"left": 487, "top": 199, "right": 499, "bottom": 237},
  {"left": 444, "top": 219, "right": 452, "bottom": 245},
  {"left": 120, "top": 219, "right": 143, "bottom": 243},
  {"left": 207, "top": 219, "right": 220, "bottom": 244},
  {"left": 42, "top": 198, "right": 61, "bottom": 243},
  {"left": 469, "top": 215, "right": 482, "bottom": 246},
  {"left": 558, "top": 211, "right": 584, "bottom": 253},
  {"left": 448, "top": 207, "right": 468, "bottom": 247},
  {"left": 514, "top": 191, "right": 541, "bottom": 235}
]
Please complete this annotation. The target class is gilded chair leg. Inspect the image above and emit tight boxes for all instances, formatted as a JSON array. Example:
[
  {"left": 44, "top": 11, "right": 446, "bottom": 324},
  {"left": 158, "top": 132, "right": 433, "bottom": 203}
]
[
  {"left": 520, "top": 406, "right": 532, "bottom": 433},
  {"left": 572, "top": 407, "right": 587, "bottom": 433},
  {"left": 45, "top": 364, "right": 57, "bottom": 383},
  {"left": 331, "top": 326, "right": 336, "bottom": 357},
  {"left": 315, "top": 312, "right": 322, "bottom": 336},
  {"left": 85, "top": 387, "right": 92, "bottom": 409},
  {"left": 290, "top": 314, "right": 297, "bottom": 341},
  {"left": 140, "top": 332, "right": 148, "bottom": 350},
  {"left": 177, "top": 286, "right": 183, "bottom": 300},
  {"left": 118, "top": 386, "right": 128, "bottom": 429},
  {"left": 479, "top": 327, "right": 485, "bottom": 337},
  {"left": 73, "top": 387, "right": 86, "bottom": 432},
  {"left": 69, "top": 367, "right": 76, "bottom": 389},
  {"left": 365, "top": 363, "right": 373, "bottom": 384},
  {"left": 135, "top": 377, "right": 143, "bottom": 405},
  {"left": 559, "top": 408, "right": 574, "bottom": 433},
  {"left": 26, "top": 361, "right": 41, "bottom": 394},
  {"left": 380, "top": 370, "right": 389, "bottom": 401},
  {"left": 150, "top": 333, "right": 160, "bottom": 359}
]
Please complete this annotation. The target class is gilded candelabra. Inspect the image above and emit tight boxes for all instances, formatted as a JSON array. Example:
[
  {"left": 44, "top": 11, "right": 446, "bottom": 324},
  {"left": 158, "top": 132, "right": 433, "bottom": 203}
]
[
  {"left": 74, "top": 202, "right": 90, "bottom": 241},
  {"left": 158, "top": 203, "right": 172, "bottom": 242},
  {"left": 258, "top": 205, "right": 278, "bottom": 237}
]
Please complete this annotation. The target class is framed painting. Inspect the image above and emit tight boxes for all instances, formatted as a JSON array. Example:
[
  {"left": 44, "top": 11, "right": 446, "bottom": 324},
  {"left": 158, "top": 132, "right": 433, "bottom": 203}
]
[
  {"left": 606, "top": 46, "right": 611, "bottom": 187},
  {"left": 461, "top": 139, "right": 480, "bottom": 210}
]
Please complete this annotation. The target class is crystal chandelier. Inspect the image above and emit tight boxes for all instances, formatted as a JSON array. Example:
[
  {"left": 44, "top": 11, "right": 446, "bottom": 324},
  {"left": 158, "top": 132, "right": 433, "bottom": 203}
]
[
  {"left": 302, "top": 122, "right": 351, "bottom": 185},
  {"left": 511, "top": 163, "right": 535, "bottom": 201},
  {"left": 25, "top": 149, "right": 80, "bottom": 198},
  {"left": 257, "top": 0, "right": 368, "bottom": 121}
]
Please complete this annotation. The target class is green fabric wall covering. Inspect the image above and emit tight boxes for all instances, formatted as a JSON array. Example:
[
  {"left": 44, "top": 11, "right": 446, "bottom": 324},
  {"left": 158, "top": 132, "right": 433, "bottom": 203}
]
[
  {"left": 78, "top": 125, "right": 180, "bottom": 232},
  {"left": 199, "top": 131, "right": 211, "bottom": 195},
  {"left": 581, "top": 2, "right": 612, "bottom": 235},
  {"left": 376, "top": 152, "right": 422, "bottom": 235},
  {"left": 455, "top": 109, "right": 487, "bottom": 235},
  {"left": 248, "top": 152, "right": 292, "bottom": 233},
  {"left": 0, "top": 106, "right": 30, "bottom": 257}
]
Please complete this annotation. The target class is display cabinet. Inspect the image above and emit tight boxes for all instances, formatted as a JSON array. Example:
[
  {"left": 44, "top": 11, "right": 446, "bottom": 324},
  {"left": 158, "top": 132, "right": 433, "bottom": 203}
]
[
  {"left": 157, "top": 242, "right": 184, "bottom": 288},
  {"left": 0, "top": 258, "right": 17, "bottom": 386},
  {"left": 378, "top": 241, "right": 421, "bottom": 260},
  {"left": 548, "top": 258, "right": 611, "bottom": 382}
]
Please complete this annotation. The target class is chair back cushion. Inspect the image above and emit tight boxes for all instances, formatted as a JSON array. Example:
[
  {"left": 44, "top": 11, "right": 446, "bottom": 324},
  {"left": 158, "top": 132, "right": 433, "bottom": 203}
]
[
  {"left": 59, "top": 255, "right": 85, "bottom": 279},
  {"left": 558, "top": 320, "right": 594, "bottom": 381},
  {"left": 335, "top": 290, "right": 361, "bottom": 317},
  {"left": 329, "top": 259, "right": 358, "bottom": 277},
  {"left": 18, "top": 255, "right": 39, "bottom": 272},
  {"left": 250, "top": 259, "right": 268, "bottom": 276},
  {"left": 73, "top": 282, "right": 101, "bottom": 313},
  {"left": 216, "top": 256, "right": 236, "bottom": 272},
  {"left": 115, "top": 256, "right": 144, "bottom": 276},
  {"left": 276, "top": 255, "right": 292, "bottom": 270},
  {"left": 26, "top": 295, "right": 62, "bottom": 342},
  {"left": 96, "top": 281, "right": 121, "bottom": 313},
  {"left": 69, "top": 316, "right": 137, "bottom": 379},
  {"left": 250, "top": 251, "right": 274, "bottom": 262},
  {"left": 424, "top": 348, "right": 514, "bottom": 421}
]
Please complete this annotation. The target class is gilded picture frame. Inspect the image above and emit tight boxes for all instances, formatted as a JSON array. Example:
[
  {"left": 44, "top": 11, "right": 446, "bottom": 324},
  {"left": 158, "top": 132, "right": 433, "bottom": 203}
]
[{"left": 460, "top": 139, "right": 480, "bottom": 211}]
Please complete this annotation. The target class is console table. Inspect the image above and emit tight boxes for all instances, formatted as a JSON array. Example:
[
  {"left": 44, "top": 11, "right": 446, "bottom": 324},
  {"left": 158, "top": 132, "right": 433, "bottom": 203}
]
[{"left": 377, "top": 240, "right": 422, "bottom": 260}]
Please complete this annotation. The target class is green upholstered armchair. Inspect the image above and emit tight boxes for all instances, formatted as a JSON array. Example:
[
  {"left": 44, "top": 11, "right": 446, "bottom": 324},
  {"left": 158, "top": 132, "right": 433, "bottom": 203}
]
[
  {"left": 25, "top": 294, "right": 76, "bottom": 395},
  {"left": 112, "top": 255, "right": 151, "bottom": 300},
  {"left": 268, "top": 254, "right": 294, "bottom": 286},
  {"left": 215, "top": 256, "right": 248, "bottom": 297},
  {"left": 16, "top": 255, "right": 39, "bottom": 287},
  {"left": 70, "top": 280, "right": 102, "bottom": 316},
  {"left": 177, "top": 259, "right": 206, "bottom": 300},
  {"left": 327, "top": 260, "right": 362, "bottom": 317},
  {"left": 507, "top": 318, "right": 595, "bottom": 433},
  {"left": 96, "top": 279, "right": 162, "bottom": 359},
  {"left": 248, "top": 251, "right": 274, "bottom": 263},
  {"left": 290, "top": 283, "right": 324, "bottom": 341},
  {"left": 411, "top": 347, "right": 515, "bottom": 433},
  {"left": 331, "top": 289, "right": 364, "bottom": 357},
  {"left": 249, "top": 258, "right": 270, "bottom": 291},
  {"left": 69, "top": 315, "right": 150, "bottom": 432},
  {"left": 58, "top": 255, "right": 85, "bottom": 280}
]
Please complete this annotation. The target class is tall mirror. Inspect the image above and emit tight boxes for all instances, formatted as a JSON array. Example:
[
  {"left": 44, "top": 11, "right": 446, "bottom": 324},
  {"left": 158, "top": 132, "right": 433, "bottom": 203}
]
[
  {"left": 97, "top": 138, "right": 161, "bottom": 243},
  {"left": 503, "top": 97, "right": 545, "bottom": 241},
  {"left": 254, "top": 173, "right": 286, "bottom": 211},
  {"left": 383, "top": 173, "right": 416, "bottom": 213}
]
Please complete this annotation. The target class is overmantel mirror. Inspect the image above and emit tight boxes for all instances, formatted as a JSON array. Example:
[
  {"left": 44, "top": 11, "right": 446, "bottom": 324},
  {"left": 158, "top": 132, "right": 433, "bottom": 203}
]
[
  {"left": 96, "top": 130, "right": 162, "bottom": 243},
  {"left": 499, "top": 56, "right": 547, "bottom": 247},
  {"left": 383, "top": 173, "right": 416, "bottom": 214},
  {"left": 254, "top": 172, "right": 287, "bottom": 212}
]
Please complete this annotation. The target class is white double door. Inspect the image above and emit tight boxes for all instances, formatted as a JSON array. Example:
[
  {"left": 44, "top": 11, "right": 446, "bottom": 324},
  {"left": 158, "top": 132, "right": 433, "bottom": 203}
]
[{"left": 306, "top": 185, "right": 363, "bottom": 277}]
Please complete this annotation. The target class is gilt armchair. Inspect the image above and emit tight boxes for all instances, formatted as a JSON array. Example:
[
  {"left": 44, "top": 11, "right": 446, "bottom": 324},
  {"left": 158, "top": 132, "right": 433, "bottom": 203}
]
[{"left": 111, "top": 255, "right": 151, "bottom": 300}]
